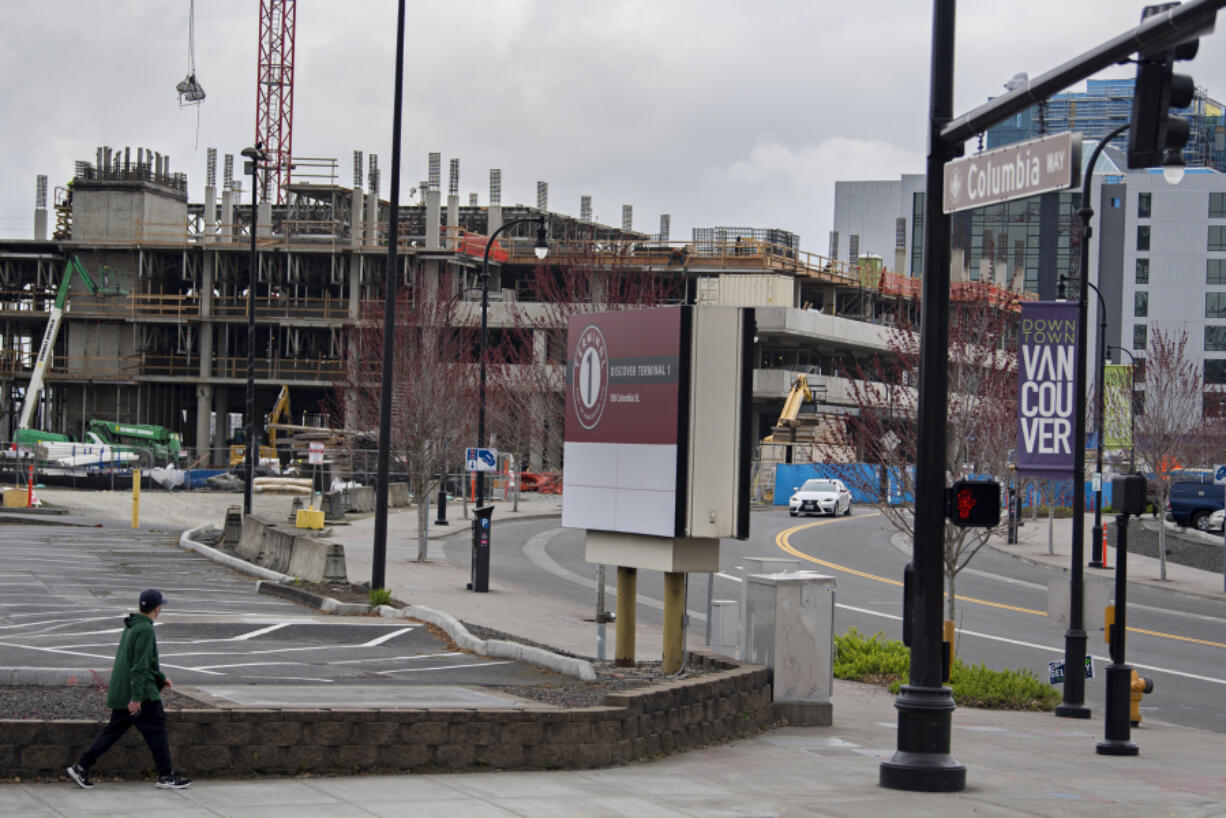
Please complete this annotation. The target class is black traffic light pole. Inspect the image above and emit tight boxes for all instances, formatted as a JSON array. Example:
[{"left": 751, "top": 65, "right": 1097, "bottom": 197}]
[{"left": 883, "top": 0, "right": 1221, "bottom": 793}]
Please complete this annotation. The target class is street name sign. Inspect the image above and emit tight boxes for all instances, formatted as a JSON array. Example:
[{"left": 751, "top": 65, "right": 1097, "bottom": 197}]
[{"left": 943, "top": 132, "right": 1082, "bottom": 213}]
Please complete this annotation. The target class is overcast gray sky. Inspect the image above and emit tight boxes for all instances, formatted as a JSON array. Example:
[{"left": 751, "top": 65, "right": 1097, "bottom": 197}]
[{"left": 4, "top": 1, "right": 1226, "bottom": 250}]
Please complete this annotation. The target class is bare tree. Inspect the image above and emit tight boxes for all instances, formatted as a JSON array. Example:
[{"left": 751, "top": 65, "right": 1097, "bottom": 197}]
[
  {"left": 341, "top": 274, "right": 475, "bottom": 561},
  {"left": 493, "top": 242, "right": 684, "bottom": 477},
  {"left": 1132, "top": 328, "right": 1204, "bottom": 580},
  {"left": 827, "top": 281, "right": 1020, "bottom": 620}
]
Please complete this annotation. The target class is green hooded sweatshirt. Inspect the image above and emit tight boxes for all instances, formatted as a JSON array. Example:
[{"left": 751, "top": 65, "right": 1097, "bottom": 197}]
[{"left": 105, "top": 612, "right": 166, "bottom": 709}]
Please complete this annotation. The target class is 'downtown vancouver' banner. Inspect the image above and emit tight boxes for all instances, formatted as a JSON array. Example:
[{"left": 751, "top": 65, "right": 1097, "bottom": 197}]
[{"left": 1017, "top": 301, "right": 1079, "bottom": 479}]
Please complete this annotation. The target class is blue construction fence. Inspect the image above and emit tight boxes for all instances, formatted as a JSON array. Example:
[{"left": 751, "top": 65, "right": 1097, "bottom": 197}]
[{"left": 773, "top": 463, "right": 1113, "bottom": 511}]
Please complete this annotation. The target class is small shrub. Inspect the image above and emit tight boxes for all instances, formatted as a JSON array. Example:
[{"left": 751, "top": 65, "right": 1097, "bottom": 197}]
[
  {"left": 368, "top": 587, "right": 394, "bottom": 607},
  {"left": 833, "top": 628, "right": 1060, "bottom": 711}
]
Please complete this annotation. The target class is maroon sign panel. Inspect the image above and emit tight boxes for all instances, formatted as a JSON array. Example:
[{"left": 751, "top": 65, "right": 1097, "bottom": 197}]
[{"left": 564, "top": 308, "right": 682, "bottom": 445}]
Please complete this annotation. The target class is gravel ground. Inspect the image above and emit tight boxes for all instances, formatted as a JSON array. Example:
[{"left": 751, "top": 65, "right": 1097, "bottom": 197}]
[
  {"left": 0, "top": 686, "right": 211, "bottom": 721},
  {"left": 1124, "top": 520, "right": 1224, "bottom": 573}
]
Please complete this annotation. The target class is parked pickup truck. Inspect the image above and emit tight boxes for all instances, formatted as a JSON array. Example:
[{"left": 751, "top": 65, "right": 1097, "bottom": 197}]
[{"left": 1166, "top": 471, "right": 1225, "bottom": 532}]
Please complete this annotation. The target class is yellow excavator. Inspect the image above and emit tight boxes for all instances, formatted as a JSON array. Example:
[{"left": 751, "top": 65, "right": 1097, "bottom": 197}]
[
  {"left": 229, "top": 386, "right": 290, "bottom": 467},
  {"left": 760, "top": 374, "right": 814, "bottom": 463}
]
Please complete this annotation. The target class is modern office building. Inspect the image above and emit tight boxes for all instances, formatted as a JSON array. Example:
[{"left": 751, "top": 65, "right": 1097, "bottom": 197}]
[
  {"left": 833, "top": 149, "right": 1226, "bottom": 419},
  {"left": 986, "top": 77, "right": 1226, "bottom": 173}
]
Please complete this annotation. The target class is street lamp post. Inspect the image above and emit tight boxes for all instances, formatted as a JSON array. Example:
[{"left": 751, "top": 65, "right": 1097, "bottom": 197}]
[
  {"left": 240, "top": 144, "right": 269, "bottom": 517},
  {"left": 1056, "top": 121, "right": 1128, "bottom": 719},
  {"left": 476, "top": 217, "right": 548, "bottom": 509},
  {"left": 1086, "top": 279, "right": 1108, "bottom": 569}
]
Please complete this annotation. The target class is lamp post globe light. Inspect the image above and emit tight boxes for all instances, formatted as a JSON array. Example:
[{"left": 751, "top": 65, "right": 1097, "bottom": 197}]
[
  {"left": 476, "top": 216, "right": 548, "bottom": 509},
  {"left": 239, "top": 143, "right": 270, "bottom": 517}
]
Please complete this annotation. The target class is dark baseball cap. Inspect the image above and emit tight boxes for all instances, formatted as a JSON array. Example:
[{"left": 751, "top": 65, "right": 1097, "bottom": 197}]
[{"left": 139, "top": 589, "right": 164, "bottom": 610}]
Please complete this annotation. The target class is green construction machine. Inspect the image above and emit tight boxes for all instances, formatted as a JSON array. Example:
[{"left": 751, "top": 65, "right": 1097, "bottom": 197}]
[{"left": 84, "top": 420, "right": 184, "bottom": 468}]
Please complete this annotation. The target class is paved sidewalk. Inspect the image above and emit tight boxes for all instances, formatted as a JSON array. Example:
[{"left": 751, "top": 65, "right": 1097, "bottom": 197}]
[
  {"left": 7, "top": 678, "right": 1226, "bottom": 816},
  {"left": 991, "top": 510, "right": 1226, "bottom": 600}
]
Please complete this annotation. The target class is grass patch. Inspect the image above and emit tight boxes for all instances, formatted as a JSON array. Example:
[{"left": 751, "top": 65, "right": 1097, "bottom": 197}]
[
  {"left": 368, "top": 587, "right": 394, "bottom": 607},
  {"left": 834, "top": 628, "right": 1060, "bottom": 711}
]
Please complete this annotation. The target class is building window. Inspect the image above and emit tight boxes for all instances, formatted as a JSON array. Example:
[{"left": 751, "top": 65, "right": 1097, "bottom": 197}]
[
  {"left": 1137, "top": 225, "right": 1150, "bottom": 251},
  {"left": 1207, "top": 326, "right": 1226, "bottom": 351},
  {"left": 1210, "top": 259, "right": 1226, "bottom": 285},
  {"left": 1210, "top": 225, "right": 1226, "bottom": 251},
  {"left": 1136, "top": 258, "right": 1150, "bottom": 284},
  {"left": 1211, "top": 192, "right": 1226, "bottom": 218},
  {"left": 1135, "top": 291, "right": 1149, "bottom": 317},
  {"left": 1208, "top": 292, "right": 1226, "bottom": 319},
  {"left": 1137, "top": 192, "right": 1152, "bottom": 218},
  {"left": 1134, "top": 324, "right": 1148, "bottom": 350},
  {"left": 1206, "top": 359, "right": 1226, "bottom": 385},
  {"left": 1207, "top": 392, "right": 1226, "bottom": 418}
]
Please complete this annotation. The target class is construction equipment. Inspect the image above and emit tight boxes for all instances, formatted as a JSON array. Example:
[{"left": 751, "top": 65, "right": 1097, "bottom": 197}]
[
  {"left": 15, "top": 256, "right": 101, "bottom": 433},
  {"left": 229, "top": 385, "right": 290, "bottom": 467},
  {"left": 760, "top": 373, "right": 850, "bottom": 463},
  {"left": 85, "top": 420, "right": 184, "bottom": 468}
]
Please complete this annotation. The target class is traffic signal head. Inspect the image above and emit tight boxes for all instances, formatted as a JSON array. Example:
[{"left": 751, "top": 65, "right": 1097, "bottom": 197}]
[
  {"left": 1128, "top": 12, "right": 1201, "bottom": 173},
  {"left": 947, "top": 480, "right": 1001, "bottom": 528}
]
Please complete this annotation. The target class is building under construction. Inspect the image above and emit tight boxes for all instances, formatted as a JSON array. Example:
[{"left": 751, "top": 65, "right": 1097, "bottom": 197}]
[{"left": 1, "top": 145, "right": 981, "bottom": 473}]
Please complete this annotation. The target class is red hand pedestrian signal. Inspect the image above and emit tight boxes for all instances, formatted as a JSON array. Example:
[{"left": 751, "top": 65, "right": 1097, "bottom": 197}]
[{"left": 947, "top": 480, "right": 1000, "bottom": 528}]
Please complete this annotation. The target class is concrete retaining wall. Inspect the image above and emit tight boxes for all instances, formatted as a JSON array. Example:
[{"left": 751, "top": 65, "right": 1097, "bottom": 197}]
[
  {"left": 1, "top": 652, "right": 773, "bottom": 778},
  {"left": 236, "top": 514, "right": 347, "bottom": 584},
  {"left": 320, "top": 483, "right": 411, "bottom": 519}
]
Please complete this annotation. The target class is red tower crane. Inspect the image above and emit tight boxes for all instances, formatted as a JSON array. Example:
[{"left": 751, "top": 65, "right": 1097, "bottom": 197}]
[{"left": 254, "top": 0, "right": 296, "bottom": 204}]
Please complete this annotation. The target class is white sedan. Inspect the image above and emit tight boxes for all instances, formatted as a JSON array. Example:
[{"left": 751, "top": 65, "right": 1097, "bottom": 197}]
[
  {"left": 788, "top": 478, "right": 853, "bottom": 517},
  {"left": 1208, "top": 509, "right": 1224, "bottom": 533}
]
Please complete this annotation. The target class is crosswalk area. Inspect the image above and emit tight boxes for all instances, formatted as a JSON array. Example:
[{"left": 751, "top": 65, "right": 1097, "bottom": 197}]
[{"left": 0, "top": 525, "right": 555, "bottom": 688}]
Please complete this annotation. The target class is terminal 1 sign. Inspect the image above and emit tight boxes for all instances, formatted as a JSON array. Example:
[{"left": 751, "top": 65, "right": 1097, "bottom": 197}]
[{"left": 1017, "top": 301, "right": 1079, "bottom": 479}]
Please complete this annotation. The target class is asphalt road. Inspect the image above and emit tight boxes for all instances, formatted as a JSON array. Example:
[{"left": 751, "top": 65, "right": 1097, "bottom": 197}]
[
  {"left": 453, "top": 509, "right": 1226, "bottom": 734},
  {"left": 0, "top": 522, "right": 563, "bottom": 696}
]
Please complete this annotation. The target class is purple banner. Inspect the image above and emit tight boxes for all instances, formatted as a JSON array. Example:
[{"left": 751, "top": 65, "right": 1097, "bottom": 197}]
[{"left": 1017, "top": 301, "right": 1079, "bottom": 480}]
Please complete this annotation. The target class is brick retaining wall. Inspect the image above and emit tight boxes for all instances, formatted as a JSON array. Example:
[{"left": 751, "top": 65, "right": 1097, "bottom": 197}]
[{"left": 2, "top": 652, "right": 774, "bottom": 779}]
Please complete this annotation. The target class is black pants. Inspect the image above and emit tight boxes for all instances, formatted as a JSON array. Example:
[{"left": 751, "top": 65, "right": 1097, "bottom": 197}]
[{"left": 78, "top": 700, "right": 172, "bottom": 777}]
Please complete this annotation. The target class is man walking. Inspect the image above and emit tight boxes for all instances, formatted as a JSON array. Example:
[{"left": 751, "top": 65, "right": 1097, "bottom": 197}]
[{"left": 67, "top": 588, "right": 190, "bottom": 789}]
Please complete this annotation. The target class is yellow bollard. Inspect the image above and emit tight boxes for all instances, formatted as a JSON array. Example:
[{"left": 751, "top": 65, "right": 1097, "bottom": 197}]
[{"left": 131, "top": 469, "right": 140, "bottom": 529}]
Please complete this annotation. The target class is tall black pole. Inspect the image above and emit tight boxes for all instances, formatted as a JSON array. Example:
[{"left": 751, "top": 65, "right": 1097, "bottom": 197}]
[
  {"left": 243, "top": 149, "right": 262, "bottom": 517},
  {"left": 1090, "top": 280, "right": 1109, "bottom": 568},
  {"left": 371, "top": 0, "right": 406, "bottom": 591},
  {"left": 1058, "top": 123, "right": 1125, "bottom": 718},
  {"left": 1097, "top": 512, "right": 1138, "bottom": 754},
  {"left": 880, "top": 0, "right": 965, "bottom": 793},
  {"left": 477, "top": 216, "right": 545, "bottom": 509}
]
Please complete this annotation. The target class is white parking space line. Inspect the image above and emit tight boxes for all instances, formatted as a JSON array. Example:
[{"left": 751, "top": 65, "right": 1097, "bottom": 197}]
[
  {"left": 229, "top": 623, "right": 291, "bottom": 641},
  {"left": 377, "top": 660, "right": 513, "bottom": 675},
  {"left": 360, "top": 627, "right": 414, "bottom": 647},
  {"left": 329, "top": 652, "right": 465, "bottom": 666},
  {"left": 193, "top": 660, "right": 313, "bottom": 671}
]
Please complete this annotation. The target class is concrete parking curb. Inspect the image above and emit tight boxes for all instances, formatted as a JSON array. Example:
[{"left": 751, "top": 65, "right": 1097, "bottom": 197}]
[{"left": 180, "top": 525, "right": 293, "bottom": 583}]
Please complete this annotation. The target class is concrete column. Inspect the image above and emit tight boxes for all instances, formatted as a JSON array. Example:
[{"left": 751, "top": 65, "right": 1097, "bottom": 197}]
[
  {"left": 212, "top": 386, "right": 229, "bottom": 459},
  {"left": 34, "top": 209, "right": 47, "bottom": 241},
  {"left": 350, "top": 188, "right": 364, "bottom": 248},
  {"left": 204, "top": 185, "right": 217, "bottom": 243},
  {"left": 221, "top": 190, "right": 234, "bottom": 243},
  {"left": 488, "top": 204, "right": 502, "bottom": 236},
  {"left": 348, "top": 254, "right": 362, "bottom": 320},
  {"left": 447, "top": 193, "right": 459, "bottom": 250},
  {"left": 615, "top": 566, "right": 637, "bottom": 666},
  {"left": 195, "top": 384, "right": 214, "bottom": 465},
  {"left": 425, "top": 188, "right": 441, "bottom": 250},
  {"left": 365, "top": 189, "right": 379, "bottom": 244},
  {"left": 257, "top": 201, "right": 272, "bottom": 238},
  {"left": 663, "top": 571, "right": 686, "bottom": 674}
]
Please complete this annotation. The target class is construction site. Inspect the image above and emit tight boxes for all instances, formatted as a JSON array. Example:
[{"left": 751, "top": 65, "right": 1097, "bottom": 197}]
[{"left": 0, "top": 1, "right": 1027, "bottom": 491}]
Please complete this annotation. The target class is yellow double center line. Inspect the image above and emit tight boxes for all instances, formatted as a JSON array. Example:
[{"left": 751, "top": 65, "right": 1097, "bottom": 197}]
[{"left": 775, "top": 515, "right": 1226, "bottom": 651}]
